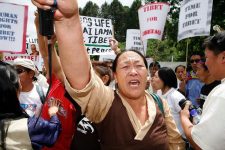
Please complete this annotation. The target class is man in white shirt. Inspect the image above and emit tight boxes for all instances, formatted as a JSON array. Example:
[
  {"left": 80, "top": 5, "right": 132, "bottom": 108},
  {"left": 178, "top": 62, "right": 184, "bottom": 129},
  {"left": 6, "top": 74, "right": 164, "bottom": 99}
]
[
  {"left": 14, "top": 58, "right": 47, "bottom": 117},
  {"left": 181, "top": 32, "right": 225, "bottom": 150}
]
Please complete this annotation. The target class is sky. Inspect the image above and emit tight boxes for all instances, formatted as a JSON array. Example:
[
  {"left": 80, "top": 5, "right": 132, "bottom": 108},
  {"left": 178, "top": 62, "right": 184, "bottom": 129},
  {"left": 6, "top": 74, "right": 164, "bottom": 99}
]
[{"left": 79, "top": 0, "right": 134, "bottom": 8}]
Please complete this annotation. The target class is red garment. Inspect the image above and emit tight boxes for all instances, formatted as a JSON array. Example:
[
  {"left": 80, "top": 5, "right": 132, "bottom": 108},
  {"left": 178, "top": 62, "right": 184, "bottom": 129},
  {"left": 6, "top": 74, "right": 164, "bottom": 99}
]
[{"left": 42, "top": 75, "right": 76, "bottom": 150}]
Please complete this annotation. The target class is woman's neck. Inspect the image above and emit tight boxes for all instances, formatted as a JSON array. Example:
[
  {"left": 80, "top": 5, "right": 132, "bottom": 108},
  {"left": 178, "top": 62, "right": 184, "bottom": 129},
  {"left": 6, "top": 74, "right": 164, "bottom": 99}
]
[
  {"left": 161, "top": 86, "right": 170, "bottom": 95},
  {"left": 205, "top": 75, "right": 216, "bottom": 85}
]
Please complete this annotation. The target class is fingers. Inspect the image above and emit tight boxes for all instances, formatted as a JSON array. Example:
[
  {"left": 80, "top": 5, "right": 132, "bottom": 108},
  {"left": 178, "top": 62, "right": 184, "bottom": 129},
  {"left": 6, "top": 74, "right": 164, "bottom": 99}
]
[
  {"left": 32, "top": 0, "right": 54, "bottom": 10},
  {"left": 184, "top": 102, "right": 191, "bottom": 110},
  {"left": 49, "top": 97, "right": 61, "bottom": 107},
  {"left": 109, "top": 38, "right": 118, "bottom": 45}
]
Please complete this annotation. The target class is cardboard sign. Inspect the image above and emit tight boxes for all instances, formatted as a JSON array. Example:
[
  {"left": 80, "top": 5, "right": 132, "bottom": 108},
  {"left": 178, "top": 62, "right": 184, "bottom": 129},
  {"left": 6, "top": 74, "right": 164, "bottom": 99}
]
[
  {"left": 80, "top": 16, "right": 114, "bottom": 55},
  {"left": 125, "top": 29, "right": 147, "bottom": 56},
  {"left": 0, "top": 2, "right": 28, "bottom": 53},
  {"left": 178, "top": 0, "right": 213, "bottom": 41},
  {"left": 138, "top": 2, "right": 169, "bottom": 40}
]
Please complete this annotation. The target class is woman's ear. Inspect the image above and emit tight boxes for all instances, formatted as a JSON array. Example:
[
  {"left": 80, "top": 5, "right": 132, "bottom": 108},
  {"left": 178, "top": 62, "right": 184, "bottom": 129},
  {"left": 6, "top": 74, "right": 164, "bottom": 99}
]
[
  {"left": 102, "top": 75, "right": 110, "bottom": 85},
  {"left": 221, "top": 51, "right": 225, "bottom": 64}
]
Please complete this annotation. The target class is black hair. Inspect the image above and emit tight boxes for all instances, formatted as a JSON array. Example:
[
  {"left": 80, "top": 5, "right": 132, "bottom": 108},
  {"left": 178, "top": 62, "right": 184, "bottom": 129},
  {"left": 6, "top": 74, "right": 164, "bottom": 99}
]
[
  {"left": 0, "top": 64, "right": 28, "bottom": 119},
  {"left": 199, "top": 58, "right": 208, "bottom": 70},
  {"left": 158, "top": 67, "right": 177, "bottom": 89},
  {"left": 94, "top": 65, "right": 112, "bottom": 86},
  {"left": 175, "top": 65, "right": 186, "bottom": 73},
  {"left": 149, "top": 61, "right": 161, "bottom": 69},
  {"left": 202, "top": 31, "right": 225, "bottom": 55},
  {"left": 112, "top": 50, "right": 148, "bottom": 73}
]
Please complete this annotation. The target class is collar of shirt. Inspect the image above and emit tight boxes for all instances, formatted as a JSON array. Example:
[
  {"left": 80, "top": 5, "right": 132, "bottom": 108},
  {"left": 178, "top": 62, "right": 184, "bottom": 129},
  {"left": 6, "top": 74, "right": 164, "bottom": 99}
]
[
  {"left": 221, "top": 78, "right": 225, "bottom": 83},
  {"left": 116, "top": 90, "right": 156, "bottom": 140},
  {"left": 162, "top": 88, "right": 175, "bottom": 99}
]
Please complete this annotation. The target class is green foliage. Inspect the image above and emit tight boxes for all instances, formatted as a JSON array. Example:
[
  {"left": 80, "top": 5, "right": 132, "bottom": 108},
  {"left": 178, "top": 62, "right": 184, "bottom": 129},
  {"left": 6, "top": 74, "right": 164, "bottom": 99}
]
[
  {"left": 127, "top": 0, "right": 142, "bottom": 29},
  {"left": 99, "top": 2, "right": 110, "bottom": 18},
  {"left": 109, "top": 0, "right": 127, "bottom": 42},
  {"left": 80, "top": 0, "right": 225, "bottom": 61},
  {"left": 80, "top": 1, "right": 100, "bottom": 17}
]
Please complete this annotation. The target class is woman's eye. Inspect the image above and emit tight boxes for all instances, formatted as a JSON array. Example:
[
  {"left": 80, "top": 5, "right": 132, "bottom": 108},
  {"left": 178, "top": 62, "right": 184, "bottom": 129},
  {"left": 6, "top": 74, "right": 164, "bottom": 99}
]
[
  {"left": 121, "top": 66, "right": 129, "bottom": 69},
  {"left": 136, "top": 65, "right": 144, "bottom": 68}
]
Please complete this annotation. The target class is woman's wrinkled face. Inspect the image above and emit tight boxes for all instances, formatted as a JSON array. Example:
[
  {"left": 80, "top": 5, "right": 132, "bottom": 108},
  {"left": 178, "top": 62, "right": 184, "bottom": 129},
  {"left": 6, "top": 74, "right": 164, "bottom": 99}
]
[
  {"left": 114, "top": 51, "right": 148, "bottom": 99},
  {"left": 151, "top": 71, "right": 164, "bottom": 91}
]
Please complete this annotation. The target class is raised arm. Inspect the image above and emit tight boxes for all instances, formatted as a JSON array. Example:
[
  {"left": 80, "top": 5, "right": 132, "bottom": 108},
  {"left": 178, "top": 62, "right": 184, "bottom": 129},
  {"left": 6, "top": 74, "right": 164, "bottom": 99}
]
[
  {"left": 32, "top": 0, "right": 90, "bottom": 90},
  {"left": 34, "top": 12, "right": 64, "bottom": 83}
]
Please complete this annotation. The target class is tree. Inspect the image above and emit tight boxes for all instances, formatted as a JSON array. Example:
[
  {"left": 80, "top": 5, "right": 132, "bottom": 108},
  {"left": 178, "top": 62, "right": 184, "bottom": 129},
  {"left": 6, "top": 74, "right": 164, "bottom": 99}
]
[
  {"left": 127, "top": 0, "right": 142, "bottom": 30},
  {"left": 99, "top": 2, "right": 111, "bottom": 19},
  {"left": 80, "top": 1, "right": 99, "bottom": 17},
  {"left": 109, "top": 0, "right": 127, "bottom": 42}
]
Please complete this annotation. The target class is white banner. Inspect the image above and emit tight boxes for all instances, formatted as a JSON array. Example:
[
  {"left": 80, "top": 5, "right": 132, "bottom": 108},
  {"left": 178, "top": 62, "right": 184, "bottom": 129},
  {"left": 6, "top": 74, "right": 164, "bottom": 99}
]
[
  {"left": 178, "top": 0, "right": 213, "bottom": 41},
  {"left": 125, "top": 29, "right": 147, "bottom": 56},
  {"left": 0, "top": 2, "right": 28, "bottom": 53},
  {"left": 138, "top": 2, "right": 170, "bottom": 41},
  {"left": 80, "top": 16, "right": 114, "bottom": 55}
]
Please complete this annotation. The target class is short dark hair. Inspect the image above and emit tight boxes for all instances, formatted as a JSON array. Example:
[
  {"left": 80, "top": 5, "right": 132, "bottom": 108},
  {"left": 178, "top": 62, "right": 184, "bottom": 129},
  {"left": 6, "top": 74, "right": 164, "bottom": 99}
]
[
  {"left": 158, "top": 67, "right": 177, "bottom": 88},
  {"left": 149, "top": 61, "right": 160, "bottom": 69},
  {"left": 112, "top": 50, "right": 148, "bottom": 73},
  {"left": 203, "top": 31, "right": 225, "bottom": 55},
  {"left": 94, "top": 65, "right": 112, "bottom": 86},
  {"left": 199, "top": 58, "right": 208, "bottom": 70},
  {"left": 175, "top": 65, "right": 186, "bottom": 73}
]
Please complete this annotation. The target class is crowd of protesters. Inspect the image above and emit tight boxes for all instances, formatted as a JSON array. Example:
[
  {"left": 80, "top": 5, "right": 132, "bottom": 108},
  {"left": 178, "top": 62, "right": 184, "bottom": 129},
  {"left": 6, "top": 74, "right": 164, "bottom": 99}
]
[{"left": 0, "top": 0, "right": 225, "bottom": 149}]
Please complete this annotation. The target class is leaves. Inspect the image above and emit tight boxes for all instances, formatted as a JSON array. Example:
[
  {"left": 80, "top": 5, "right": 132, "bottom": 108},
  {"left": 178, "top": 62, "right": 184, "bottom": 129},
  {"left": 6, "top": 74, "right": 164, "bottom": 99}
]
[{"left": 80, "top": 0, "right": 225, "bottom": 61}]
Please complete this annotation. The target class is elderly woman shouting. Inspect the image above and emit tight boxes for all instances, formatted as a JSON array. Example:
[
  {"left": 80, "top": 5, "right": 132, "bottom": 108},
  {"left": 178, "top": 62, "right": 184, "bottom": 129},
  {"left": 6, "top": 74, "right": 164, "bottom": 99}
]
[{"left": 32, "top": 0, "right": 185, "bottom": 149}]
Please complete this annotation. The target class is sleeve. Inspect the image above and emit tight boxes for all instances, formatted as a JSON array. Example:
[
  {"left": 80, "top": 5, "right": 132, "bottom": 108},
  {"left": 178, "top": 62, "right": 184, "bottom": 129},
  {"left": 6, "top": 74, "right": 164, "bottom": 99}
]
[
  {"left": 28, "top": 115, "right": 61, "bottom": 150},
  {"left": 64, "top": 67, "right": 114, "bottom": 123},
  {"left": 191, "top": 94, "right": 225, "bottom": 150},
  {"left": 162, "top": 99, "right": 185, "bottom": 150}
]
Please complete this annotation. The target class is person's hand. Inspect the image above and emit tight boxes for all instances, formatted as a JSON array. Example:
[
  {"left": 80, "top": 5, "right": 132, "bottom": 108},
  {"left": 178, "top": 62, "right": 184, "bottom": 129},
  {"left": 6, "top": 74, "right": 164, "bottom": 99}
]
[
  {"left": 48, "top": 97, "right": 60, "bottom": 117},
  {"left": 31, "top": 0, "right": 78, "bottom": 21},
  {"left": 109, "top": 38, "right": 121, "bottom": 54},
  {"left": 180, "top": 102, "right": 191, "bottom": 119}
]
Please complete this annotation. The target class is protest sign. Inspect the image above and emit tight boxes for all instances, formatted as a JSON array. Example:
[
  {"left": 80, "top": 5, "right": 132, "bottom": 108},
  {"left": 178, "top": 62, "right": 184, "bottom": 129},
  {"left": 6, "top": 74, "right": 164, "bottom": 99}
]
[
  {"left": 138, "top": 2, "right": 169, "bottom": 41},
  {"left": 126, "top": 29, "right": 147, "bottom": 56},
  {"left": 1, "top": 0, "right": 44, "bottom": 70},
  {"left": 178, "top": 0, "right": 213, "bottom": 41},
  {"left": 3, "top": 38, "right": 42, "bottom": 70},
  {"left": 80, "top": 16, "right": 114, "bottom": 55},
  {"left": 0, "top": 2, "right": 28, "bottom": 53}
]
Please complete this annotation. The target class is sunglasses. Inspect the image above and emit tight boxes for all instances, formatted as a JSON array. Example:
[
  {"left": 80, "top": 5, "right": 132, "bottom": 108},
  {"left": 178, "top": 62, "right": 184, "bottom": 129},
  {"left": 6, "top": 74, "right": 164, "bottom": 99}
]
[
  {"left": 16, "top": 68, "right": 27, "bottom": 74},
  {"left": 190, "top": 59, "right": 200, "bottom": 63}
]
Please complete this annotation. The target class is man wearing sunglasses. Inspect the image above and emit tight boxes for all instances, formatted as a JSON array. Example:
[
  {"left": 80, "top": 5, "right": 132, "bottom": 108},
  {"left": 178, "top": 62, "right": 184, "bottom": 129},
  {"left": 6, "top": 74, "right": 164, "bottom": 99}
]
[
  {"left": 184, "top": 54, "right": 203, "bottom": 107},
  {"left": 13, "top": 58, "right": 47, "bottom": 117}
]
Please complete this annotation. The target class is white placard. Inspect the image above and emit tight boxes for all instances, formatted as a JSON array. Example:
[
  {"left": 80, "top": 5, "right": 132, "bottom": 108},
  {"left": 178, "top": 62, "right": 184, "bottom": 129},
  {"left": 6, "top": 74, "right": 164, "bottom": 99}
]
[
  {"left": 0, "top": 2, "right": 28, "bottom": 53},
  {"left": 138, "top": 2, "right": 170, "bottom": 41},
  {"left": 80, "top": 16, "right": 114, "bottom": 55},
  {"left": 125, "top": 29, "right": 147, "bottom": 56},
  {"left": 178, "top": 0, "right": 213, "bottom": 41}
]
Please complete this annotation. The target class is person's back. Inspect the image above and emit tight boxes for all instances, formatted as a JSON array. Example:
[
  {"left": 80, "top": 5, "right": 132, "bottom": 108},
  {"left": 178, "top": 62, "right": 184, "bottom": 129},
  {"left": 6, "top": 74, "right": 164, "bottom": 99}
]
[
  {"left": 41, "top": 75, "right": 76, "bottom": 150},
  {"left": 0, "top": 117, "right": 32, "bottom": 150},
  {"left": 0, "top": 63, "right": 61, "bottom": 150}
]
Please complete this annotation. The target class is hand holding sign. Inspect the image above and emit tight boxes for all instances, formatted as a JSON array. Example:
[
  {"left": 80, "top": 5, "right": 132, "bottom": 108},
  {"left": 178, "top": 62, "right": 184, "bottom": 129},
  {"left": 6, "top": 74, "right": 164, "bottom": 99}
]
[{"left": 109, "top": 38, "right": 120, "bottom": 55}]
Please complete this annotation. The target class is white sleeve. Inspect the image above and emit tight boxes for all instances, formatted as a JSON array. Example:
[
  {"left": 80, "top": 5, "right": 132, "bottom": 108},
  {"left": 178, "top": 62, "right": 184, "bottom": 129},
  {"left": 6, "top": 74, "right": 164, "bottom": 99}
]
[{"left": 191, "top": 92, "right": 225, "bottom": 150}]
